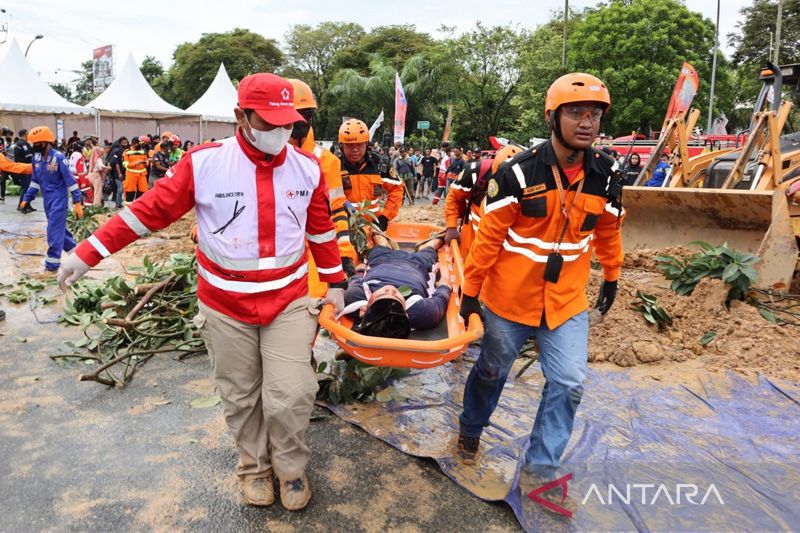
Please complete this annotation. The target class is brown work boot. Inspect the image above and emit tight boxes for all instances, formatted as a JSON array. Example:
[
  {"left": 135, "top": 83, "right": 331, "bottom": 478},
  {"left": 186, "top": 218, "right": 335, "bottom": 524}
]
[
  {"left": 454, "top": 433, "right": 480, "bottom": 465},
  {"left": 279, "top": 473, "right": 311, "bottom": 511},
  {"left": 240, "top": 474, "right": 275, "bottom": 507},
  {"left": 519, "top": 469, "right": 577, "bottom": 519}
]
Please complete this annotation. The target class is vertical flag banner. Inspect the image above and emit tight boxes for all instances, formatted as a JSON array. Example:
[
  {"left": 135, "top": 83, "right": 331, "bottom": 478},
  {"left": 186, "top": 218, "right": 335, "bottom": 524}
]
[
  {"left": 661, "top": 62, "right": 699, "bottom": 131},
  {"left": 393, "top": 72, "right": 407, "bottom": 145},
  {"left": 442, "top": 104, "right": 454, "bottom": 143},
  {"left": 369, "top": 109, "right": 385, "bottom": 141}
]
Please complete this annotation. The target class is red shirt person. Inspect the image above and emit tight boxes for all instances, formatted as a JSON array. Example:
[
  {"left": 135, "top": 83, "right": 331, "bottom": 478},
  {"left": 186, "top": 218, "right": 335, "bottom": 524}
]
[{"left": 57, "top": 73, "right": 346, "bottom": 511}]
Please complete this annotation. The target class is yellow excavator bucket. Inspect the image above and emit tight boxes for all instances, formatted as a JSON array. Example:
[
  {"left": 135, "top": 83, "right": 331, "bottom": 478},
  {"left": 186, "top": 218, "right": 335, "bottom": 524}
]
[{"left": 622, "top": 186, "right": 798, "bottom": 289}]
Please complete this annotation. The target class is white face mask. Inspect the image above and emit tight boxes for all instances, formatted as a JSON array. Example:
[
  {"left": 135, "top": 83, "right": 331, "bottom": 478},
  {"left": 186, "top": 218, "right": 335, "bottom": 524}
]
[{"left": 244, "top": 115, "right": 292, "bottom": 155}]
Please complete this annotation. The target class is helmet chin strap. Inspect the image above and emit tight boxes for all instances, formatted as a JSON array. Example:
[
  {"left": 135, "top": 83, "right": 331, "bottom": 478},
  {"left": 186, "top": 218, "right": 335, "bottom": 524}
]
[{"left": 549, "top": 109, "right": 582, "bottom": 163}]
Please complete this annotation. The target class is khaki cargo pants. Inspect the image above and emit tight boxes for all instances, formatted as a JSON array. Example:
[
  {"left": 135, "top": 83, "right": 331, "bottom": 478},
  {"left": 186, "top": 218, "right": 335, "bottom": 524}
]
[{"left": 195, "top": 296, "right": 319, "bottom": 482}]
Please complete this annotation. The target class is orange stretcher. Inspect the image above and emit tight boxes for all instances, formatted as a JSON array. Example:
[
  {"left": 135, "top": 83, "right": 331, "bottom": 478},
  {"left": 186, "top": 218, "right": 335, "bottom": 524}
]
[{"left": 317, "top": 222, "right": 484, "bottom": 369}]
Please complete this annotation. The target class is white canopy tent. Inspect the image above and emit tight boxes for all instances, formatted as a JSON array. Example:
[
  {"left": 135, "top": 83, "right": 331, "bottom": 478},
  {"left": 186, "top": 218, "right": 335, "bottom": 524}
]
[
  {"left": 0, "top": 39, "right": 92, "bottom": 141},
  {"left": 186, "top": 63, "right": 238, "bottom": 140},
  {"left": 87, "top": 52, "right": 200, "bottom": 141}
]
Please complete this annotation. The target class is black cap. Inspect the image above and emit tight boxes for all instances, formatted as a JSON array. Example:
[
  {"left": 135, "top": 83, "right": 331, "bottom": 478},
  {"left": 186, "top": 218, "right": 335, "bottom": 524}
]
[{"left": 19, "top": 129, "right": 27, "bottom": 136}]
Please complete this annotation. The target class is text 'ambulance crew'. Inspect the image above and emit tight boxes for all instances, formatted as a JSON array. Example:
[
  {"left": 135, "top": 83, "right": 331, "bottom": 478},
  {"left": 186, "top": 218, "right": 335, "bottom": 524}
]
[
  {"left": 455, "top": 73, "right": 624, "bottom": 516},
  {"left": 56, "top": 73, "right": 348, "bottom": 512},
  {"left": 337, "top": 119, "right": 403, "bottom": 232}
]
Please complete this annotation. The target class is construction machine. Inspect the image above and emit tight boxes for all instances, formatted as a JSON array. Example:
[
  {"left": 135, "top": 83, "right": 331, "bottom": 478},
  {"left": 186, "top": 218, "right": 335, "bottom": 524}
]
[{"left": 623, "top": 63, "right": 800, "bottom": 289}]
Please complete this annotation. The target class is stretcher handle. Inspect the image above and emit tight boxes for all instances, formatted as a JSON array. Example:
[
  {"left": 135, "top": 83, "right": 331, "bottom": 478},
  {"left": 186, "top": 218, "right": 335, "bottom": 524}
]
[{"left": 318, "top": 304, "right": 483, "bottom": 351}]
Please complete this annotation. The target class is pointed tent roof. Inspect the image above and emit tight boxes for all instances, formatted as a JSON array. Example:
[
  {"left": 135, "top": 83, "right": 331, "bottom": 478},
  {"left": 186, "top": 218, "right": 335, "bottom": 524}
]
[
  {"left": 0, "top": 39, "right": 90, "bottom": 115},
  {"left": 88, "top": 52, "right": 196, "bottom": 119},
  {"left": 186, "top": 63, "right": 238, "bottom": 122}
]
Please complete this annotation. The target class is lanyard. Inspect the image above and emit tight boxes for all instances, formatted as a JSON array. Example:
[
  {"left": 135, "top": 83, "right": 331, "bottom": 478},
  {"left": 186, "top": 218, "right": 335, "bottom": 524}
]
[{"left": 550, "top": 164, "right": 584, "bottom": 253}]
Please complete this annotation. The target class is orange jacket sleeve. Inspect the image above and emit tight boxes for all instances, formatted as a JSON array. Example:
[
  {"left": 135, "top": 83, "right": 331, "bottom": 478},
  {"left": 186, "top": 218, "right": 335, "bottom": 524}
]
[
  {"left": 462, "top": 168, "right": 520, "bottom": 298},
  {"left": 379, "top": 174, "right": 404, "bottom": 221},
  {"left": 320, "top": 150, "right": 358, "bottom": 263},
  {"left": 445, "top": 171, "right": 474, "bottom": 228},
  {"left": 0, "top": 154, "right": 31, "bottom": 175},
  {"left": 593, "top": 202, "right": 625, "bottom": 282}
]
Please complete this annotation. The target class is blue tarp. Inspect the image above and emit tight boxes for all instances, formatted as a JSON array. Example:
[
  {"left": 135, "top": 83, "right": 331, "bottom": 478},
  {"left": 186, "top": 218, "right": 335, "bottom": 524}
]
[{"left": 325, "top": 347, "right": 800, "bottom": 531}]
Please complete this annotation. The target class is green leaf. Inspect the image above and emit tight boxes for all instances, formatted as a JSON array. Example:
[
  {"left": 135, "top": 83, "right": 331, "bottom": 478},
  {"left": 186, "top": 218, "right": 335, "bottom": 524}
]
[
  {"left": 758, "top": 308, "right": 777, "bottom": 323},
  {"left": 190, "top": 395, "right": 222, "bottom": 408},
  {"left": 316, "top": 361, "right": 328, "bottom": 374},
  {"left": 699, "top": 331, "right": 717, "bottom": 345},
  {"left": 643, "top": 312, "right": 656, "bottom": 324},
  {"left": 721, "top": 263, "right": 740, "bottom": 282}
]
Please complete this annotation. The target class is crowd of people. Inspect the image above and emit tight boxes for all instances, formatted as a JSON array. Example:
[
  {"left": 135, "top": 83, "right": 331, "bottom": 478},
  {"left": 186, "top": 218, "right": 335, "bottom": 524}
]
[{"left": 0, "top": 128, "right": 200, "bottom": 209}]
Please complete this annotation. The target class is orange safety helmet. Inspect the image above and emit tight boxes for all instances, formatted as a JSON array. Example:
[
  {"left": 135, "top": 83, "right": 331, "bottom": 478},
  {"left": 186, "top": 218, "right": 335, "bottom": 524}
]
[
  {"left": 161, "top": 130, "right": 173, "bottom": 139},
  {"left": 28, "top": 125, "right": 56, "bottom": 144},
  {"left": 288, "top": 79, "right": 317, "bottom": 110},
  {"left": 338, "top": 119, "right": 369, "bottom": 144},
  {"left": 491, "top": 144, "right": 523, "bottom": 174},
  {"left": 544, "top": 73, "right": 611, "bottom": 121}
]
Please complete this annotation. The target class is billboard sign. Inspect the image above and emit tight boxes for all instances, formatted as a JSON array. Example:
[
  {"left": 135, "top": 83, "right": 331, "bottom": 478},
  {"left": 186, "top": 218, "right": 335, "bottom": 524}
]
[{"left": 92, "top": 45, "right": 114, "bottom": 92}]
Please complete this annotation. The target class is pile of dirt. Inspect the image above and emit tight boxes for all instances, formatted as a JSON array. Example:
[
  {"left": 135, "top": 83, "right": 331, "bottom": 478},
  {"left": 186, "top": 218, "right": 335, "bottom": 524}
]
[
  {"left": 104, "top": 210, "right": 197, "bottom": 266},
  {"left": 588, "top": 270, "right": 800, "bottom": 382},
  {"left": 394, "top": 204, "right": 445, "bottom": 225},
  {"left": 394, "top": 205, "right": 799, "bottom": 382}
]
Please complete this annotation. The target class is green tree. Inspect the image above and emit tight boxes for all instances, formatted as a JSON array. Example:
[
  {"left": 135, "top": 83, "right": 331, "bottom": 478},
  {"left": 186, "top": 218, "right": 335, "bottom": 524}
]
[
  {"left": 443, "top": 23, "right": 526, "bottom": 147},
  {"left": 335, "top": 25, "right": 434, "bottom": 72},
  {"left": 513, "top": 8, "right": 584, "bottom": 141},
  {"left": 727, "top": 0, "right": 800, "bottom": 130},
  {"left": 568, "top": 0, "right": 734, "bottom": 136},
  {"left": 328, "top": 52, "right": 449, "bottom": 143},
  {"left": 73, "top": 60, "right": 98, "bottom": 106},
  {"left": 166, "top": 28, "right": 284, "bottom": 108},
  {"left": 284, "top": 22, "right": 366, "bottom": 138},
  {"left": 140, "top": 55, "right": 164, "bottom": 84},
  {"left": 50, "top": 83, "right": 74, "bottom": 102}
]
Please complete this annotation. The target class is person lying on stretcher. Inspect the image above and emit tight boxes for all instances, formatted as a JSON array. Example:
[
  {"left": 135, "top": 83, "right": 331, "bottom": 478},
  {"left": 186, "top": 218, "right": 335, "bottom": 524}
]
[{"left": 339, "top": 233, "right": 451, "bottom": 338}]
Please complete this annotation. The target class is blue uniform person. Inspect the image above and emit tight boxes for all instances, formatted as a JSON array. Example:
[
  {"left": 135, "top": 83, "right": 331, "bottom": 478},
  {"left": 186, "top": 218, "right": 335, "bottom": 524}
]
[{"left": 19, "top": 126, "right": 84, "bottom": 272}]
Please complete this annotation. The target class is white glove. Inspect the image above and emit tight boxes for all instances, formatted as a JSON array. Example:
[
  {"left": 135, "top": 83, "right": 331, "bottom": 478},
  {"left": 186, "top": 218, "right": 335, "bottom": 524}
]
[
  {"left": 321, "top": 287, "right": 345, "bottom": 315},
  {"left": 57, "top": 253, "right": 91, "bottom": 292}
]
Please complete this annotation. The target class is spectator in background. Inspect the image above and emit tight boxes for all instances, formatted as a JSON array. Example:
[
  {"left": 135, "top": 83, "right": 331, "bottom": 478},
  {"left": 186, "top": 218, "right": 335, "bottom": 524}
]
[
  {"left": 86, "top": 139, "right": 108, "bottom": 207},
  {"left": 393, "top": 147, "right": 415, "bottom": 206},
  {"left": 67, "top": 130, "right": 80, "bottom": 147},
  {"left": 107, "top": 137, "right": 128, "bottom": 209},
  {"left": 622, "top": 152, "right": 643, "bottom": 186},
  {"left": 444, "top": 146, "right": 465, "bottom": 198},
  {"left": 418, "top": 148, "right": 437, "bottom": 199},
  {"left": 0, "top": 138, "right": 8, "bottom": 202},
  {"left": 183, "top": 140, "right": 194, "bottom": 152},
  {"left": 14, "top": 129, "right": 35, "bottom": 212},
  {"left": 150, "top": 140, "right": 171, "bottom": 186},
  {"left": 168, "top": 135, "right": 184, "bottom": 165},
  {"left": 645, "top": 153, "right": 671, "bottom": 187}
]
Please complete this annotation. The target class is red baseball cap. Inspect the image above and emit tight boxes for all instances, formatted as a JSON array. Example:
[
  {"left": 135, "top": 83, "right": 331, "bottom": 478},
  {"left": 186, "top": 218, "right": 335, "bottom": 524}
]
[{"left": 238, "top": 73, "right": 305, "bottom": 126}]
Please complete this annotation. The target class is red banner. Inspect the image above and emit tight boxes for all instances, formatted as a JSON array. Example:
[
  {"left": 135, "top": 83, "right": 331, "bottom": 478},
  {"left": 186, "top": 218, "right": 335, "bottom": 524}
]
[
  {"left": 393, "top": 72, "right": 407, "bottom": 145},
  {"left": 661, "top": 62, "right": 699, "bottom": 131}
]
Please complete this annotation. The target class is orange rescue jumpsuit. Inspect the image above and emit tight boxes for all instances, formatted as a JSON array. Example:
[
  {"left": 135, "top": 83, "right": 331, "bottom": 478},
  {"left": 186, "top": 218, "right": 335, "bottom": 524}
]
[
  {"left": 445, "top": 159, "right": 486, "bottom": 258},
  {"left": 339, "top": 152, "right": 403, "bottom": 223},
  {"left": 122, "top": 148, "right": 149, "bottom": 199}
]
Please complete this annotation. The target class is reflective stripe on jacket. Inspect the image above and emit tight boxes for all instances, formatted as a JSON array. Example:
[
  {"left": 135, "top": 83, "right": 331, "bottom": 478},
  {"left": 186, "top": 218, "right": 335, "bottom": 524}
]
[
  {"left": 463, "top": 141, "right": 624, "bottom": 328},
  {"left": 75, "top": 132, "right": 345, "bottom": 325}
]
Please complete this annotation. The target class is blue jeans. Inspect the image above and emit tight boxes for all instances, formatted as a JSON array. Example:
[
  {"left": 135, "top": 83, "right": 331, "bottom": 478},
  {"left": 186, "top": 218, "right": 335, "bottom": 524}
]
[{"left": 459, "top": 308, "right": 588, "bottom": 476}]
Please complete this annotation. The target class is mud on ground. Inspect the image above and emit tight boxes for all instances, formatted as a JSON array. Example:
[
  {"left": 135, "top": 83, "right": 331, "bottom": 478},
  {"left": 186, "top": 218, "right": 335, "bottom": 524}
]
[{"left": 395, "top": 204, "right": 800, "bottom": 383}]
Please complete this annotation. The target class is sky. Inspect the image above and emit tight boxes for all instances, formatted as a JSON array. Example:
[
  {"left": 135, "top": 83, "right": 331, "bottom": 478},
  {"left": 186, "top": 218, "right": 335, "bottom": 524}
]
[{"left": 4, "top": 0, "right": 752, "bottom": 88}]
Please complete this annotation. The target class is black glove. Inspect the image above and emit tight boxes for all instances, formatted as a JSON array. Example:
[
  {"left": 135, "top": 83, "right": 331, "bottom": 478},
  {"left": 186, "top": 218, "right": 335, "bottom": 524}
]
[
  {"left": 377, "top": 215, "right": 389, "bottom": 232},
  {"left": 341, "top": 257, "right": 356, "bottom": 278},
  {"left": 444, "top": 227, "right": 461, "bottom": 245},
  {"left": 459, "top": 295, "right": 484, "bottom": 327},
  {"left": 594, "top": 280, "right": 618, "bottom": 315}
]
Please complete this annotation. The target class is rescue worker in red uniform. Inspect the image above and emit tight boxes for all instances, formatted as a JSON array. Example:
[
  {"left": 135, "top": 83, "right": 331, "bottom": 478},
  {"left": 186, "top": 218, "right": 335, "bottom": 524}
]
[
  {"left": 122, "top": 136, "right": 149, "bottom": 202},
  {"left": 57, "top": 74, "right": 347, "bottom": 512},
  {"left": 287, "top": 79, "right": 358, "bottom": 294},
  {"left": 444, "top": 145, "right": 522, "bottom": 258},
  {"left": 456, "top": 73, "right": 624, "bottom": 516},
  {"left": 337, "top": 119, "right": 403, "bottom": 231}
]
